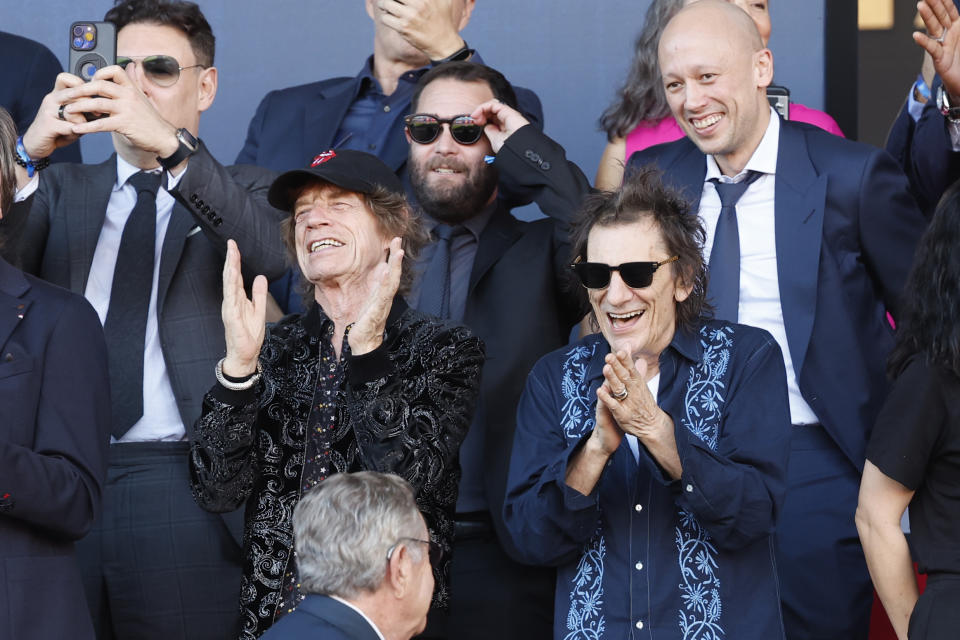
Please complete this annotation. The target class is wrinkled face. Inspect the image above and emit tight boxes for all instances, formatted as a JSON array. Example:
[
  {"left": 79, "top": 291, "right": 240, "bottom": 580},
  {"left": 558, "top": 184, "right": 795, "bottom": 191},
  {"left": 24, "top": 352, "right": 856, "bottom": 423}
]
[
  {"left": 407, "top": 78, "right": 498, "bottom": 223},
  {"left": 292, "top": 183, "right": 389, "bottom": 291},
  {"left": 659, "top": 10, "right": 771, "bottom": 174},
  {"left": 684, "top": 0, "right": 772, "bottom": 45},
  {"left": 115, "top": 23, "right": 213, "bottom": 146},
  {"left": 586, "top": 219, "right": 691, "bottom": 362}
]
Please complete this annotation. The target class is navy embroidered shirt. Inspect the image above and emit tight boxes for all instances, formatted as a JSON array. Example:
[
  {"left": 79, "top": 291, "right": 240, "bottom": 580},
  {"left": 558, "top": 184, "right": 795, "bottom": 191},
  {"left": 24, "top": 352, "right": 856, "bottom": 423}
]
[{"left": 504, "top": 321, "right": 791, "bottom": 640}]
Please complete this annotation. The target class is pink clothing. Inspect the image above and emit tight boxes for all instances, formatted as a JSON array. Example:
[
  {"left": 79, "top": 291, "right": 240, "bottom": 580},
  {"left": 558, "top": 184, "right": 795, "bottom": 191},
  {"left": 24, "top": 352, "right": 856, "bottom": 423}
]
[{"left": 624, "top": 102, "right": 844, "bottom": 159}]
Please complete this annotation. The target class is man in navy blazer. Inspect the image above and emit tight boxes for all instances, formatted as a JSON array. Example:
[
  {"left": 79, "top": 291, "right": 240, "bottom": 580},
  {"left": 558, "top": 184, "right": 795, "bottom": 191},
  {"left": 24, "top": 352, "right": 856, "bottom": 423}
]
[
  {"left": 629, "top": 3, "right": 927, "bottom": 638},
  {"left": 235, "top": 0, "right": 543, "bottom": 314},
  {"left": 0, "top": 106, "right": 109, "bottom": 640},
  {"left": 261, "top": 472, "right": 435, "bottom": 640}
]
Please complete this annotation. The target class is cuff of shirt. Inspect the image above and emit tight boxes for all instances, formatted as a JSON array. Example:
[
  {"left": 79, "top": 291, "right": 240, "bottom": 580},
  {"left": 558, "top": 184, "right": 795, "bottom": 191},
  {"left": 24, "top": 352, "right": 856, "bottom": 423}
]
[
  {"left": 209, "top": 380, "right": 259, "bottom": 406},
  {"left": 347, "top": 333, "right": 395, "bottom": 386},
  {"left": 907, "top": 81, "right": 926, "bottom": 122},
  {"left": 14, "top": 174, "right": 39, "bottom": 202}
]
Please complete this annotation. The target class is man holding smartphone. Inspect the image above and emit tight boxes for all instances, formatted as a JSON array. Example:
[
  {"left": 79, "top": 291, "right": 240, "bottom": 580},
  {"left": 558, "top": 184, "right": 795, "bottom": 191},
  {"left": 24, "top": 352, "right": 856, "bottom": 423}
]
[{"left": 1, "top": 1, "right": 287, "bottom": 638}]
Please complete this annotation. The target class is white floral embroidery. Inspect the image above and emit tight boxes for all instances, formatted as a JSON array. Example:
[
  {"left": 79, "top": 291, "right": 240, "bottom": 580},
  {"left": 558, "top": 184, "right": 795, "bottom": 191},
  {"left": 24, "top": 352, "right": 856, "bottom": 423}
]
[
  {"left": 675, "top": 325, "right": 733, "bottom": 640},
  {"left": 560, "top": 343, "right": 599, "bottom": 442},
  {"left": 559, "top": 342, "right": 607, "bottom": 639},
  {"left": 565, "top": 527, "right": 607, "bottom": 640}
]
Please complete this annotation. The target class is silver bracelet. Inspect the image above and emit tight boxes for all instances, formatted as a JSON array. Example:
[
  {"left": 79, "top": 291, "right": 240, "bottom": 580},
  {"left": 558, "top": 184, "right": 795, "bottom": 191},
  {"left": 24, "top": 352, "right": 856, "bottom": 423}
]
[{"left": 215, "top": 357, "right": 262, "bottom": 391}]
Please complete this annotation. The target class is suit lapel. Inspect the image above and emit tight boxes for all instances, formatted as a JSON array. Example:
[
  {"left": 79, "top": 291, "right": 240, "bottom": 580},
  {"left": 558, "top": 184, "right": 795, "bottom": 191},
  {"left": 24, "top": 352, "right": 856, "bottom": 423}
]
[
  {"left": 156, "top": 201, "right": 196, "bottom": 314},
  {"left": 774, "top": 122, "right": 825, "bottom": 377},
  {"left": 660, "top": 141, "right": 708, "bottom": 211},
  {"left": 68, "top": 156, "right": 117, "bottom": 293},
  {"left": 0, "top": 259, "right": 31, "bottom": 353},
  {"left": 301, "top": 79, "right": 361, "bottom": 164},
  {"left": 468, "top": 203, "right": 523, "bottom": 294}
]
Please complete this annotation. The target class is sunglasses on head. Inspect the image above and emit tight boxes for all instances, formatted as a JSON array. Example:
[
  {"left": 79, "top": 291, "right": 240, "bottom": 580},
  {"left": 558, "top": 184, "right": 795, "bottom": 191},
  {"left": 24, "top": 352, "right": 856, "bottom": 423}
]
[
  {"left": 404, "top": 114, "right": 484, "bottom": 145},
  {"left": 386, "top": 537, "right": 444, "bottom": 567},
  {"left": 571, "top": 255, "right": 679, "bottom": 290},
  {"left": 116, "top": 55, "right": 204, "bottom": 87}
]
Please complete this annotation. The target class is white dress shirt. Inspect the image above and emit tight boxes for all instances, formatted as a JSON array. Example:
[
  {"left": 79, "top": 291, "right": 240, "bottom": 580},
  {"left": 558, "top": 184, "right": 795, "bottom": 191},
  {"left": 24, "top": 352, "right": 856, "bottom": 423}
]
[
  {"left": 83, "top": 156, "right": 187, "bottom": 442},
  {"left": 699, "top": 108, "right": 819, "bottom": 425}
]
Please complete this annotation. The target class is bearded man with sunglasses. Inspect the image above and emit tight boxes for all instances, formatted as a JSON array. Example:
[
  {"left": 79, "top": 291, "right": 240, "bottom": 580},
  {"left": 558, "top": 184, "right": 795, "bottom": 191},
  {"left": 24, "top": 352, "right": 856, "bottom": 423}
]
[
  {"left": 0, "top": 1, "right": 287, "bottom": 638},
  {"left": 400, "top": 61, "right": 591, "bottom": 640}
]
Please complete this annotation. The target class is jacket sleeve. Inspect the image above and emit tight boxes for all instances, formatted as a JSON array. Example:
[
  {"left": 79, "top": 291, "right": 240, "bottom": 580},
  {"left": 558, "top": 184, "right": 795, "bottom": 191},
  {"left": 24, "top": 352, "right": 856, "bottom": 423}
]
[
  {"left": 167, "top": 141, "right": 289, "bottom": 281},
  {"left": 189, "top": 380, "right": 261, "bottom": 514},
  {"left": 503, "top": 362, "right": 603, "bottom": 566},
  {"left": 235, "top": 90, "right": 274, "bottom": 166},
  {"left": 668, "top": 333, "right": 792, "bottom": 551},
  {"left": 344, "top": 321, "right": 484, "bottom": 494},
  {"left": 0, "top": 295, "right": 110, "bottom": 539}
]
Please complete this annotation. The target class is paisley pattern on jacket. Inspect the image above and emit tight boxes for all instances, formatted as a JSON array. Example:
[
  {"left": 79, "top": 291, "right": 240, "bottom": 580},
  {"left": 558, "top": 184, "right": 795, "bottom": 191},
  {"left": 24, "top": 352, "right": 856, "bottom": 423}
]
[{"left": 190, "top": 301, "right": 484, "bottom": 639}]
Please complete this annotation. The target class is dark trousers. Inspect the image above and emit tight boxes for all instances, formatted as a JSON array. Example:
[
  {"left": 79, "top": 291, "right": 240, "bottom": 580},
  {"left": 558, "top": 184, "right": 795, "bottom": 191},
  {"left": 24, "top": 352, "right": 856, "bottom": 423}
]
[
  {"left": 776, "top": 424, "right": 872, "bottom": 640},
  {"left": 908, "top": 574, "right": 960, "bottom": 639},
  {"left": 76, "top": 442, "right": 243, "bottom": 640},
  {"left": 446, "top": 514, "right": 554, "bottom": 640}
]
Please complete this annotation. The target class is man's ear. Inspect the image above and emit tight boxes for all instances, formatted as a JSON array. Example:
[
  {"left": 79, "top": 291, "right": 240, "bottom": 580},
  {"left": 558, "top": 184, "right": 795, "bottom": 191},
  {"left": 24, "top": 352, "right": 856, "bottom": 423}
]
[
  {"left": 365, "top": 0, "right": 376, "bottom": 21},
  {"left": 754, "top": 48, "right": 774, "bottom": 90},
  {"left": 459, "top": 0, "right": 477, "bottom": 31},
  {"left": 386, "top": 544, "right": 411, "bottom": 598},
  {"left": 197, "top": 66, "right": 218, "bottom": 113}
]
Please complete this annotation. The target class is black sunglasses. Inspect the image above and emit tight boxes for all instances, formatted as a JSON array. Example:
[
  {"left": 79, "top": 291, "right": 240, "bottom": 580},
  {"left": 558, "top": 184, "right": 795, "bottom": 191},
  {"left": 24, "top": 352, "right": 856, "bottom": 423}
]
[
  {"left": 571, "top": 255, "right": 679, "bottom": 289},
  {"left": 116, "top": 55, "right": 204, "bottom": 87},
  {"left": 404, "top": 114, "right": 484, "bottom": 145},
  {"left": 386, "top": 537, "right": 444, "bottom": 567}
]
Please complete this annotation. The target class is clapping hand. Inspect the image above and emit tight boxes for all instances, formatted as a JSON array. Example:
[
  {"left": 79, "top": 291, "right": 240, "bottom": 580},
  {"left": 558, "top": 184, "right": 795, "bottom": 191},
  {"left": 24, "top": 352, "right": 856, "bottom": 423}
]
[
  {"left": 221, "top": 239, "right": 268, "bottom": 377},
  {"left": 348, "top": 237, "right": 404, "bottom": 356}
]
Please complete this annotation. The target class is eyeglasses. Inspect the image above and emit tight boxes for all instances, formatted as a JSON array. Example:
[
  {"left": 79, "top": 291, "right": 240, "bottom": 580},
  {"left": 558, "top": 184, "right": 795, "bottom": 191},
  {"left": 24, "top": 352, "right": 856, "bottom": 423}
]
[
  {"left": 116, "top": 55, "right": 205, "bottom": 87},
  {"left": 404, "top": 114, "right": 485, "bottom": 145},
  {"left": 571, "top": 255, "right": 679, "bottom": 290},
  {"left": 386, "top": 537, "right": 444, "bottom": 567}
]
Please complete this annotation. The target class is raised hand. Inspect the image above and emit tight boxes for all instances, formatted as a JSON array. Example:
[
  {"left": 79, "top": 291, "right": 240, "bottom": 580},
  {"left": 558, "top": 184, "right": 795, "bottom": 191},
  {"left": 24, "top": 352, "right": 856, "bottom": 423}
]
[
  {"left": 469, "top": 99, "right": 530, "bottom": 153},
  {"left": 915, "top": 0, "right": 960, "bottom": 98},
  {"left": 63, "top": 65, "right": 187, "bottom": 159},
  {"left": 20, "top": 73, "right": 88, "bottom": 160},
  {"left": 377, "top": 0, "right": 470, "bottom": 61},
  {"left": 348, "top": 237, "right": 404, "bottom": 356},
  {"left": 221, "top": 239, "right": 268, "bottom": 377}
]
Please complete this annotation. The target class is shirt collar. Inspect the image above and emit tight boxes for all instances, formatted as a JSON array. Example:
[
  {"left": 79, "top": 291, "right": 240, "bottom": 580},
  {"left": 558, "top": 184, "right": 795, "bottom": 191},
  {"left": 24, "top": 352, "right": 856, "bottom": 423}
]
[
  {"left": 425, "top": 200, "right": 497, "bottom": 242},
  {"left": 357, "top": 55, "right": 429, "bottom": 96},
  {"left": 328, "top": 595, "right": 387, "bottom": 640},
  {"left": 705, "top": 106, "right": 780, "bottom": 182},
  {"left": 584, "top": 322, "right": 704, "bottom": 382},
  {"left": 114, "top": 155, "right": 171, "bottom": 192}
]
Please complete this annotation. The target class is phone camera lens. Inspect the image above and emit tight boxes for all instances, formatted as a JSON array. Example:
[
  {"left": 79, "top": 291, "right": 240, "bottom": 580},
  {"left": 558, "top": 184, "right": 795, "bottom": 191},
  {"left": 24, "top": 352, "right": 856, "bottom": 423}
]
[
  {"left": 73, "top": 37, "right": 85, "bottom": 49},
  {"left": 81, "top": 62, "right": 98, "bottom": 80},
  {"left": 73, "top": 25, "right": 84, "bottom": 36}
]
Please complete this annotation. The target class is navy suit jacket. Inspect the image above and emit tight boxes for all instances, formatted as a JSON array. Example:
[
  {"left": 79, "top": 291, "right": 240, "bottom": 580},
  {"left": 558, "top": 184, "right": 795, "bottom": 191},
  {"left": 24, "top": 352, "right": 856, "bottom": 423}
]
[
  {"left": 0, "top": 31, "right": 82, "bottom": 165},
  {"left": 259, "top": 595, "right": 382, "bottom": 640},
  {"left": 0, "top": 257, "right": 110, "bottom": 640},
  {"left": 630, "top": 119, "right": 927, "bottom": 468},
  {"left": 885, "top": 77, "right": 960, "bottom": 217}
]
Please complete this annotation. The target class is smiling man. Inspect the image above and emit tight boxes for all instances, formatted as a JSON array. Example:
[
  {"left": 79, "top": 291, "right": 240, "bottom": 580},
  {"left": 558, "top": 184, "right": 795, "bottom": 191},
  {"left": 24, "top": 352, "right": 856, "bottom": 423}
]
[
  {"left": 403, "top": 62, "right": 590, "bottom": 640},
  {"left": 0, "top": 1, "right": 287, "bottom": 638},
  {"left": 628, "top": 1, "right": 928, "bottom": 638}
]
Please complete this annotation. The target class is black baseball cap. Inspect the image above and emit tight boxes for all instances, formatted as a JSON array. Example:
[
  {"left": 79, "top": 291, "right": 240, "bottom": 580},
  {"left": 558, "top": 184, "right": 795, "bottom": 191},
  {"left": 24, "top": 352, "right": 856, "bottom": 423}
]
[{"left": 267, "top": 149, "right": 405, "bottom": 212}]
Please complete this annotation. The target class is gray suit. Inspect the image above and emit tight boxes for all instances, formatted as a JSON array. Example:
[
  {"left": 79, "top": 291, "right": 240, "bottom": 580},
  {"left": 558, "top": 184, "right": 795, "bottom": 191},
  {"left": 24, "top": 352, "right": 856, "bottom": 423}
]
[{"left": 0, "top": 143, "right": 287, "bottom": 639}]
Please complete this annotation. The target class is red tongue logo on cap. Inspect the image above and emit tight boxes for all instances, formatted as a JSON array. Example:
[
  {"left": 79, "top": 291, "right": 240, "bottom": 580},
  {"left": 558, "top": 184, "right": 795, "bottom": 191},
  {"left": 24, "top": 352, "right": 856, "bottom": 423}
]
[{"left": 311, "top": 150, "right": 336, "bottom": 166}]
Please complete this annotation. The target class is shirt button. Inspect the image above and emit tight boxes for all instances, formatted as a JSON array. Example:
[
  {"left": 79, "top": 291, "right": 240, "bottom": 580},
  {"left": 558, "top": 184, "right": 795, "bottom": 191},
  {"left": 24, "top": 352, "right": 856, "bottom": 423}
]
[
  {"left": 368, "top": 143, "right": 377, "bottom": 151},
  {"left": 686, "top": 484, "right": 694, "bottom": 493},
  {"left": 634, "top": 504, "right": 643, "bottom": 512},
  {"left": 383, "top": 105, "right": 391, "bottom": 113},
  {"left": 635, "top": 562, "right": 643, "bottom": 570},
  {"left": 635, "top": 620, "right": 644, "bottom": 630}
]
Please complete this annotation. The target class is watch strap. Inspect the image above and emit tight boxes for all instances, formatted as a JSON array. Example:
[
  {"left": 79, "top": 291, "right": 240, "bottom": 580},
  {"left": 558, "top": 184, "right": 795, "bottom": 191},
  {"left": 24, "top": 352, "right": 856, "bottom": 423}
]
[
  {"left": 430, "top": 41, "right": 472, "bottom": 65},
  {"left": 157, "top": 128, "right": 199, "bottom": 171}
]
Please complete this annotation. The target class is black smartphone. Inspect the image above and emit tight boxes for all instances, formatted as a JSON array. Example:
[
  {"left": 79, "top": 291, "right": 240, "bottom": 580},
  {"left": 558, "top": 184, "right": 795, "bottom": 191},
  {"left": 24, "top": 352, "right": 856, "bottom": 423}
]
[
  {"left": 69, "top": 21, "right": 117, "bottom": 121},
  {"left": 767, "top": 85, "right": 790, "bottom": 120}
]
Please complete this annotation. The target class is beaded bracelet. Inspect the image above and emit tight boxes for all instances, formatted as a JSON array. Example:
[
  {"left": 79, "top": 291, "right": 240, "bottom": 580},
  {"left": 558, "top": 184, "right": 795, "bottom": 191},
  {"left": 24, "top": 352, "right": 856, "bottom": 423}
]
[{"left": 14, "top": 136, "right": 50, "bottom": 178}]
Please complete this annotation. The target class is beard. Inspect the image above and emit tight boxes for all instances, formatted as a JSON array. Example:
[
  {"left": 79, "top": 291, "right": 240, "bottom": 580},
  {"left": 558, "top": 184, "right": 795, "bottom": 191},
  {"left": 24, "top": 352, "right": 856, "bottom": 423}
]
[{"left": 409, "top": 155, "right": 499, "bottom": 224}]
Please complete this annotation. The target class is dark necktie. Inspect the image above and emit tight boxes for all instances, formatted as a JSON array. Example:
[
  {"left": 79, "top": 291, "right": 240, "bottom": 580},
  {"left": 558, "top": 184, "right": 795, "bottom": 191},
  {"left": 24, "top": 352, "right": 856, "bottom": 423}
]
[
  {"left": 418, "top": 224, "right": 458, "bottom": 319},
  {"left": 104, "top": 171, "right": 162, "bottom": 439},
  {"left": 707, "top": 170, "right": 761, "bottom": 323}
]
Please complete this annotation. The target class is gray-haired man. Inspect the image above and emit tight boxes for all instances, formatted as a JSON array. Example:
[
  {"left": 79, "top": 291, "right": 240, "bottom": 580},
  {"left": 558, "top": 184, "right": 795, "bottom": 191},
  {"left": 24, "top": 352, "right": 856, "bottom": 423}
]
[{"left": 261, "top": 472, "right": 438, "bottom": 640}]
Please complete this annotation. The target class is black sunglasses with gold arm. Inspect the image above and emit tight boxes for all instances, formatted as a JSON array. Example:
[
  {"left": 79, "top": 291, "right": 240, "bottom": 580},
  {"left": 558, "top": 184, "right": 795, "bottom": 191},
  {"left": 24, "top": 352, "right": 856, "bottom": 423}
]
[{"left": 570, "top": 255, "right": 679, "bottom": 290}]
